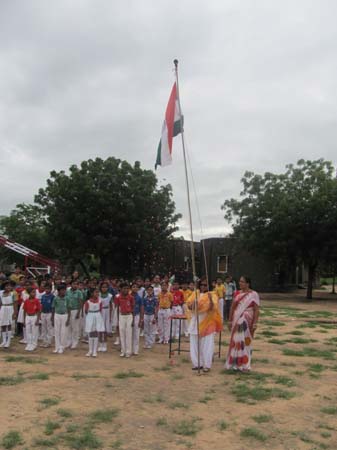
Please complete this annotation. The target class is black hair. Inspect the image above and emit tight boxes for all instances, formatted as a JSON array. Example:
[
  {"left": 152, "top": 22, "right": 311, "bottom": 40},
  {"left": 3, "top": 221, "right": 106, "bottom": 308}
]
[
  {"left": 241, "top": 276, "right": 252, "bottom": 288},
  {"left": 120, "top": 282, "right": 128, "bottom": 289},
  {"left": 57, "top": 283, "right": 67, "bottom": 292}
]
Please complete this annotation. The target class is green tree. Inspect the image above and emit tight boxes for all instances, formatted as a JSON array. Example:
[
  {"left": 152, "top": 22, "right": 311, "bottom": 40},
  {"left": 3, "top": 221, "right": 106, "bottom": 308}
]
[
  {"left": 0, "top": 204, "right": 52, "bottom": 256},
  {"left": 222, "top": 159, "right": 337, "bottom": 299},
  {"left": 35, "top": 157, "right": 181, "bottom": 275}
]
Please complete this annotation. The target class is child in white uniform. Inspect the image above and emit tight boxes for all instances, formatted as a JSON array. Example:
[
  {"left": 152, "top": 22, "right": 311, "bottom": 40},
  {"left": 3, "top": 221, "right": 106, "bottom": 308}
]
[
  {"left": 98, "top": 282, "right": 112, "bottom": 352},
  {"left": 0, "top": 282, "right": 17, "bottom": 348},
  {"left": 85, "top": 288, "right": 105, "bottom": 357}
]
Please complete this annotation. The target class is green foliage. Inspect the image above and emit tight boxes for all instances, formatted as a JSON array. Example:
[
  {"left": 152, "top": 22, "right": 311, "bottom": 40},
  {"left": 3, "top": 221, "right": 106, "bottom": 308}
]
[
  {"left": 88, "top": 408, "right": 119, "bottom": 423},
  {"left": 1, "top": 431, "right": 23, "bottom": 449},
  {"left": 172, "top": 419, "right": 200, "bottom": 437},
  {"left": 39, "top": 397, "right": 61, "bottom": 408},
  {"left": 222, "top": 159, "right": 337, "bottom": 299},
  {"left": 0, "top": 375, "right": 24, "bottom": 386},
  {"left": 5, "top": 355, "right": 47, "bottom": 364},
  {"left": 44, "top": 420, "right": 61, "bottom": 435},
  {"left": 35, "top": 157, "right": 181, "bottom": 274},
  {"left": 64, "top": 428, "right": 102, "bottom": 449},
  {"left": 252, "top": 414, "right": 272, "bottom": 423},
  {"left": 240, "top": 427, "right": 267, "bottom": 442},
  {"left": 57, "top": 408, "right": 73, "bottom": 418},
  {"left": 217, "top": 420, "right": 228, "bottom": 431},
  {"left": 29, "top": 372, "right": 49, "bottom": 380},
  {"left": 321, "top": 406, "right": 337, "bottom": 415},
  {"left": 113, "top": 370, "right": 144, "bottom": 379},
  {"left": 156, "top": 417, "right": 168, "bottom": 427},
  {"left": 231, "top": 383, "right": 295, "bottom": 402},
  {"left": 0, "top": 203, "right": 52, "bottom": 257}
]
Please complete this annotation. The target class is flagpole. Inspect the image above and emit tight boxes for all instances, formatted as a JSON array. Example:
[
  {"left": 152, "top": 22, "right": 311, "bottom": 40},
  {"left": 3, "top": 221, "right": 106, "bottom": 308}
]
[{"left": 173, "top": 59, "right": 201, "bottom": 374}]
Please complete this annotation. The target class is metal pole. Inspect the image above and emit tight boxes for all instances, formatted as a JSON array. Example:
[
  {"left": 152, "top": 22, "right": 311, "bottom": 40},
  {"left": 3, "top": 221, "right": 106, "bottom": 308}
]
[{"left": 174, "top": 59, "right": 201, "bottom": 374}]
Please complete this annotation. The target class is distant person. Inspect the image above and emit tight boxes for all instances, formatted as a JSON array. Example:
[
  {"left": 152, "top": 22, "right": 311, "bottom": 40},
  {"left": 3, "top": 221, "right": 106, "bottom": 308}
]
[
  {"left": 23, "top": 287, "right": 41, "bottom": 352},
  {"left": 0, "top": 281, "right": 18, "bottom": 348},
  {"left": 143, "top": 286, "right": 158, "bottom": 349},
  {"left": 224, "top": 274, "right": 236, "bottom": 321},
  {"left": 215, "top": 277, "right": 226, "bottom": 323},
  {"left": 40, "top": 283, "right": 55, "bottom": 348},
  {"left": 84, "top": 288, "right": 105, "bottom": 358},
  {"left": 98, "top": 282, "right": 112, "bottom": 352},
  {"left": 171, "top": 281, "right": 184, "bottom": 340},
  {"left": 114, "top": 283, "right": 134, "bottom": 358},
  {"left": 65, "top": 280, "right": 83, "bottom": 349},
  {"left": 10, "top": 266, "right": 22, "bottom": 285},
  {"left": 225, "top": 276, "right": 260, "bottom": 372},
  {"left": 131, "top": 282, "right": 144, "bottom": 355},
  {"left": 52, "top": 285, "right": 68, "bottom": 354},
  {"left": 157, "top": 282, "right": 173, "bottom": 344}
]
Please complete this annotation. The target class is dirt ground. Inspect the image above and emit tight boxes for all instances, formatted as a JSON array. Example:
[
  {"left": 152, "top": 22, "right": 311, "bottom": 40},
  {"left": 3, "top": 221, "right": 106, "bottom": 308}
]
[{"left": 1, "top": 290, "right": 337, "bottom": 450}]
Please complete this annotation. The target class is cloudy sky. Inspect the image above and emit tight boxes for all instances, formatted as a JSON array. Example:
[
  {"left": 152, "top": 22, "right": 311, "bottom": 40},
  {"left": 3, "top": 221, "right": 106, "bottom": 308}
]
[{"left": 1, "top": 0, "right": 337, "bottom": 240}]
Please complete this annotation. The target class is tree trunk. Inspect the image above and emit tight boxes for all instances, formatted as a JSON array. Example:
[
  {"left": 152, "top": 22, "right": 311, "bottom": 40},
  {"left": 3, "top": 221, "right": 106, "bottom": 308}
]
[
  {"left": 99, "top": 255, "right": 108, "bottom": 276},
  {"left": 78, "top": 259, "right": 90, "bottom": 278},
  {"left": 332, "top": 272, "right": 336, "bottom": 294},
  {"left": 306, "top": 264, "right": 316, "bottom": 300}
]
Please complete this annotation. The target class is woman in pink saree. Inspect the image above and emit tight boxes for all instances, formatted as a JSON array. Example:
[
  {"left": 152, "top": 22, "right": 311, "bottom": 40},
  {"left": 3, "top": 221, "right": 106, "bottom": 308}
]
[{"left": 225, "top": 276, "right": 260, "bottom": 372}]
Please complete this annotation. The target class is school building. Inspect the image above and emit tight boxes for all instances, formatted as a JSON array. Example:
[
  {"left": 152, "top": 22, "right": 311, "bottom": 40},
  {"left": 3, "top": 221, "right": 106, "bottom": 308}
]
[{"left": 168, "top": 237, "right": 309, "bottom": 292}]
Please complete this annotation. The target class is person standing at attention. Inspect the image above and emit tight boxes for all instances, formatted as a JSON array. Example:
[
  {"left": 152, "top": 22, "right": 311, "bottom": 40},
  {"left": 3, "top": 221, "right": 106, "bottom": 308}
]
[
  {"left": 171, "top": 281, "right": 184, "bottom": 340},
  {"left": 65, "top": 280, "right": 83, "bottom": 349},
  {"left": 52, "top": 285, "right": 68, "bottom": 354},
  {"left": 215, "top": 277, "right": 226, "bottom": 324},
  {"left": 224, "top": 274, "right": 236, "bottom": 322},
  {"left": 131, "top": 282, "right": 144, "bottom": 355},
  {"left": 40, "top": 283, "right": 55, "bottom": 348},
  {"left": 143, "top": 285, "right": 158, "bottom": 349},
  {"left": 114, "top": 283, "right": 134, "bottom": 358},
  {"left": 225, "top": 276, "right": 260, "bottom": 372},
  {"left": 157, "top": 282, "right": 173, "bottom": 344},
  {"left": 0, "top": 281, "right": 18, "bottom": 348},
  {"left": 23, "top": 287, "right": 41, "bottom": 352},
  {"left": 186, "top": 279, "right": 222, "bottom": 373}
]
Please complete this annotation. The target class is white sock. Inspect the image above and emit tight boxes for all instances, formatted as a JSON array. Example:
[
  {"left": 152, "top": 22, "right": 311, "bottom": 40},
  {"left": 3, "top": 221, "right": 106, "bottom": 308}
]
[
  {"left": 7, "top": 330, "right": 11, "bottom": 346},
  {"left": 93, "top": 337, "right": 98, "bottom": 355},
  {"left": 89, "top": 338, "right": 94, "bottom": 354},
  {"left": 1, "top": 332, "right": 6, "bottom": 344}
]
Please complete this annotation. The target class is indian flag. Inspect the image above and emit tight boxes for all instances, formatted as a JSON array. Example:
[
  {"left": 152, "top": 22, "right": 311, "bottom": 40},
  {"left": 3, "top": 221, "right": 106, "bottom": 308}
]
[{"left": 155, "top": 82, "right": 183, "bottom": 169}]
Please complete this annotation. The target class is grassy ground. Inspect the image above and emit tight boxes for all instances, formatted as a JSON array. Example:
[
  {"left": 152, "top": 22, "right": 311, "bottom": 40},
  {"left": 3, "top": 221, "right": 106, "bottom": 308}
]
[{"left": 0, "top": 290, "right": 337, "bottom": 450}]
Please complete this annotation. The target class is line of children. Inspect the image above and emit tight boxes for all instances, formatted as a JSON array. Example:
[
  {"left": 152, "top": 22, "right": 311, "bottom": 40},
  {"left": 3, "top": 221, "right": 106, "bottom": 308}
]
[{"left": 0, "top": 273, "right": 236, "bottom": 363}]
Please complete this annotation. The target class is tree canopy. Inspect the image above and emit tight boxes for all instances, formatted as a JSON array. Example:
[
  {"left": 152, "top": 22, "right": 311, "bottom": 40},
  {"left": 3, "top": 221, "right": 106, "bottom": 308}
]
[
  {"left": 33, "top": 157, "right": 180, "bottom": 275},
  {"left": 222, "top": 159, "right": 337, "bottom": 299}
]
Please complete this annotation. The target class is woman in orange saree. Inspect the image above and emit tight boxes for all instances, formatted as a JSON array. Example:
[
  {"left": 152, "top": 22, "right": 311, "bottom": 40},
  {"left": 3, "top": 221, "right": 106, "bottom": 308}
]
[
  {"left": 186, "top": 280, "right": 222, "bottom": 373},
  {"left": 225, "top": 276, "right": 260, "bottom": 372}
]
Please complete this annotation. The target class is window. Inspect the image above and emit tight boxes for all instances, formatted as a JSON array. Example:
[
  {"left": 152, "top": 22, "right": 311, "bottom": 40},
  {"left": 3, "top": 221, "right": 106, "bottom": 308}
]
[
  {"left": 217, "top": 255, "right": 228, "bottom": 273},
  {"left": 184, "top": 256, "right": 190, "bottom": 271}
]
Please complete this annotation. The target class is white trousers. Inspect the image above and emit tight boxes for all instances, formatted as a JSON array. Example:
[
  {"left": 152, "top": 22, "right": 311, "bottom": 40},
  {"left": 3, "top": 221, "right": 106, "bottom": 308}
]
[
  {"left": 171, "top": 305, "right": 183, "bottom": 338},
  {"left": 41, "top": 312, "right": 53, "bottom": 344},
  {"left": 67, "top": 310, "right": 80, "bottom": 348},
  {"left": 54, "top": 313, "right": 68, "bottom": 351},
  {"left": 25, "top": 315, "right": 39, "bottom": 347},
  {"left": 119, "top": 314, "right": 132, "bottom": 356},
  {"left": 144, "top": 314, "right": 156, "bottom": 347},
  {"left": 158, "top": 308, "right": 171, "bottom": 342},
  {"left": 132, "top": 314, "right": 140, "bottom": 354},
  {"left": 190, "top": 333, "right": 214, "bottom": 369}
]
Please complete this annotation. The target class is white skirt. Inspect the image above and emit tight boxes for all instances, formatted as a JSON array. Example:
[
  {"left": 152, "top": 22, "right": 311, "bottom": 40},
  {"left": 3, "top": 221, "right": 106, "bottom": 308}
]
[
  {"left": 0, "top": 305, "right": 14, "bottom": 326},
  {"left": 101, "top": 308, "right": 112, "bottom": 333},
  {"left": 85, "top": 311, "right": 105, "bottom": 333},
  {"left": 17, "top": 303, "right": 25, "bottom": 324}
]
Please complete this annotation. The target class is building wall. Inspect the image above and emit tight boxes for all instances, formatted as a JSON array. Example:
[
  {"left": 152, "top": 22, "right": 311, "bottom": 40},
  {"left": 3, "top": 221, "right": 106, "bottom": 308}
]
[{"left": 200, "top": 237, "right": 297, "bottom": 292}]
